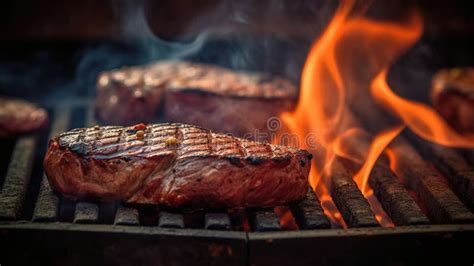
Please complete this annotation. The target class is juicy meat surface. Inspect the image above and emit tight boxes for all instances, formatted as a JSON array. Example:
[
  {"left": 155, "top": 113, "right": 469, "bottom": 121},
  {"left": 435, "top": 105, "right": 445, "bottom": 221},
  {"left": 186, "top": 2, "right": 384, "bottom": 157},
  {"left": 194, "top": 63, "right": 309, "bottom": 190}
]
[
  {"left": 431, "top": 68, "right": 474, "bottom": 134},
  {"left": 44, "top": 123, "right": 311, "bottom": 208},
  {"left": 0, "top": 97, "right": 48, "bottom": 138},
  {"left": 95, "top": 61, "right": 297, "bottom": 138}
]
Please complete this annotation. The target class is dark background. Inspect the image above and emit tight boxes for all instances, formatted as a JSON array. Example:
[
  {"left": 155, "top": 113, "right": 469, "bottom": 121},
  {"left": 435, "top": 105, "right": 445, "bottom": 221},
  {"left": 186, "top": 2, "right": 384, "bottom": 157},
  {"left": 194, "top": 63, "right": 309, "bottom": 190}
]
[{"left": 0, "top": 0, "right": 472, "bottom": 101}]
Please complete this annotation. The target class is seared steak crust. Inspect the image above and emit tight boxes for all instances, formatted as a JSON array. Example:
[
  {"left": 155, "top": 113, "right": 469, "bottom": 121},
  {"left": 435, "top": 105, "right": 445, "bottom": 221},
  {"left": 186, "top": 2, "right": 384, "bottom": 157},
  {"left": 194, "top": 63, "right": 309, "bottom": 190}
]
[
  {"left": 95, "top": 61, "right": 297, "bottom": 138},
  {"left": 0, "top": 97, "right": 48, "bottom": 138},
  {"left": 44, "top": 123, "right": 311, "bottom": 208}
]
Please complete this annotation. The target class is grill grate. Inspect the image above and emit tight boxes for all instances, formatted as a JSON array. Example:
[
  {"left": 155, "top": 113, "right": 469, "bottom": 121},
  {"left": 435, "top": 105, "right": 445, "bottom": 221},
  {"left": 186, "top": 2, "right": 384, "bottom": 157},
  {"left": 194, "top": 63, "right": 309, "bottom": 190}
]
[
  {"left": 1, "top": 102, "right": 473, "bottom": 229},
  {"left": 0, "top": 102, "right": 473, "bottom": 265}
]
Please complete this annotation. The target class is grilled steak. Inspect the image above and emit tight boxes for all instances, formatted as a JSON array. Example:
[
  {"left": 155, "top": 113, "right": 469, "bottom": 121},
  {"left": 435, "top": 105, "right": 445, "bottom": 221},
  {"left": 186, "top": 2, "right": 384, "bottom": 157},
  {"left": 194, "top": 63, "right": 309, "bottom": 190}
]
[
  {"left": 0, "top": 97, "right": 48, "bottom": 138},
  {"left": 431, "top": 68, "right": 474, "bottom": 134},
  {"left": 95, "top": 61, "right": 297, "bottom": 139},
  {"left": 44, "top": 123, "right": 311, "bottom": 208}
]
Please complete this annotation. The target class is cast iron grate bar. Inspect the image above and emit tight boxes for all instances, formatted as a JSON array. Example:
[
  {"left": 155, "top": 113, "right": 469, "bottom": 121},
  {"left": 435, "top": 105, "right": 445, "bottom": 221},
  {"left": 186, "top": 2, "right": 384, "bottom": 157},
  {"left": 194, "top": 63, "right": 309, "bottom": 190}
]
[
  {"left": 158, "top": 211, "right": 185, "bottom": 228},
  {"left": 290, "top": 188, "right": 330, "bottom": 229},
  {"left": 69, "top": 105, "right": 102, "bottom": 224},
  {"left": 74, "top": 202, "right": 99, "bottom": 224},
  {"left": 348, "top": 105, "right": 472, "bottom": 223},
  {"left": 0, "top": 137, "right": 36, "bottom": 220},
  {"left": 369, "top": 164, "right": 429, "bottom": 225},
  {"left": 32, "top": 107, "right": 70, "bottom": 222},
  {"left": 204, "top": 213, "right": 231, "bottom": 230},
  {"left": 253, "top": 209, "right": 281, "bottom": 231},
  {"left": 114, "top": 204, "right": 140, "bottom": 225},
  {"left": 330, "top": 158, "right": 379, "bottom": 227},
  {"left": 406, "top": 131, "right": 474, "bottom": 211},
  {"left": 342, "top": 112, "right": 428, "bottom": 226},
  {"left": 394, "top": 137, "right": 474, "bottom": 223},
  {"left": 32, "top": 177, "right": 60, "bottom": 222}
]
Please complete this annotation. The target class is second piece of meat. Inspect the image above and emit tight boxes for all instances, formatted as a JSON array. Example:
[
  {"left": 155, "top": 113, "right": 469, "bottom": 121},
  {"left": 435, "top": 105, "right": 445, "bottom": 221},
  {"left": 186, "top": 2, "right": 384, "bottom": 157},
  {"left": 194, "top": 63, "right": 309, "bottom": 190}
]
[{"left": 95, "top": 61, "right": 297, "bottom": 139}]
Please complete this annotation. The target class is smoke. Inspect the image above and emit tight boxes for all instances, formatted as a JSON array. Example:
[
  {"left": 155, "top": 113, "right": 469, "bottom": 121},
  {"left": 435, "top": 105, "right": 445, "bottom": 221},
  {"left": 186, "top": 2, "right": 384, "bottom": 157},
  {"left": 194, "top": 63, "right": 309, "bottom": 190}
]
[{"left": 74, "top": 0, "right": 337, "bottom": 93}]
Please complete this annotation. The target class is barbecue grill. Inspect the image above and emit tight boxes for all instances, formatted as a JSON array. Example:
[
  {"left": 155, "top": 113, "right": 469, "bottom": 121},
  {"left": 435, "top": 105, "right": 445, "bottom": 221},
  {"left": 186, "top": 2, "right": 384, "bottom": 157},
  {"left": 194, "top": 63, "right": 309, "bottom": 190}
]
[
  {"left": 1, "top": 0, "right": 474, "bottom": 265},
  {"left": 0, "top": 101, "right": 472, "bottom": 265}
]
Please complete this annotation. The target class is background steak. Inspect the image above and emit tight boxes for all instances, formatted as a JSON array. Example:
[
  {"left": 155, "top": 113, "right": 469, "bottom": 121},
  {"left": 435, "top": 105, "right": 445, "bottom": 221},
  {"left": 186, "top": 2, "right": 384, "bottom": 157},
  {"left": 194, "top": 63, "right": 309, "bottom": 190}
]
[
  {"left": 95, "top": 61, "right": 297, "bottom": 139},
  {"left": 431, "top": 68, "right": 474, "bottom": 134},
  {"left": 0, "top": 97, "right": 48, "bottom": 138},
  {"left": 44, "top": 123, "right": 311, "bottom": 209}
]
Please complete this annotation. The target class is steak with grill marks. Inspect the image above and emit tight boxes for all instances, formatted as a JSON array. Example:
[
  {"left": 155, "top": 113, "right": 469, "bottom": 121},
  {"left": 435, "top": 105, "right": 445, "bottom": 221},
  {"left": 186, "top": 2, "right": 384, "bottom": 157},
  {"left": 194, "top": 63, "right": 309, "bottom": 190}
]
[
  {"left": 95, "top": 61, "right": 297, "bottom": 139},
  {"left": 44, "top": 123, "right": 311, "bottom": 208}
]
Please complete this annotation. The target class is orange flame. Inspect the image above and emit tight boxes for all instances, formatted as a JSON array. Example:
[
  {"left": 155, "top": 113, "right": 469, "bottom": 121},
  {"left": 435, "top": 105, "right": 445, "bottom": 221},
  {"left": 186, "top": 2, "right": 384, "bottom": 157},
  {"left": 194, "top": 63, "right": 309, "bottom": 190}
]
[
  {"left": 275, "top": 0, "right": 474, "bottom": 227},
  {"left": 371, "top": 71, "right": 474, "bottom": 147},
  {"left": 353, "top": 125, "right": 404, "bottom": 193}
]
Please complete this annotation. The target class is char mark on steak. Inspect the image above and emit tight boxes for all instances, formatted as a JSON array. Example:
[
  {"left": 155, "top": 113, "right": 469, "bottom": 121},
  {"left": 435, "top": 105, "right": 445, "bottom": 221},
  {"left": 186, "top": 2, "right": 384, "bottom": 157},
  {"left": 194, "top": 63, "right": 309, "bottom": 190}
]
[{"left": 44, "top": 123, "right": 311, "bottom": 209}]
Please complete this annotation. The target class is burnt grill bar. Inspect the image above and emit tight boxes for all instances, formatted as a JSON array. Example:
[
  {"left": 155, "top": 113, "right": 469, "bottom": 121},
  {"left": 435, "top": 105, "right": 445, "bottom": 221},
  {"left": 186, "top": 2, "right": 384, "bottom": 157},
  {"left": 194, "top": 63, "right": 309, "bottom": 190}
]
[
  {"left": 32, "top": 176, "right": 59, "bottom": 221},
  {"left": 70, "top": 105, "right": 102, "bottom": 224},
  {"left": 393, "top": 137, "right": 474, "bottom": 223},
  {"left": 369, "top": 164, "right": 429, "bottom": 225},
  {"left": 158, "top": 211, "right": 185, "bottom": 228},
  {"left": 205, "top": 213, "right": 232, "bottom": 230},
  {"left": 32, "top": 106, "right": 71, "bottom": 222},
  {"left": 74, "top": 202, "right": 100, "bottom": 224},
  {"left": 114, "top": 204, "right": 140, "bottom": 225},
  {"left": 351, "top": 100, "right": 474, "bottom": 223},
  {"left": 406, "top": 131, "right": 474, "bottom": 211},
  {"left": 253, "top": 209, "right": 281, "bottom": 231},
  {"left": 0, "top": 136, "right": 36, "bottom": 220},
  {"left": 343, "top": 112, "right": 429, "bottom": 225},
  {"left": 290, "top": 188, "right": 330, "bottom": 229},
  {"left": 329, "top": 158, "right": 379, "bottom": 227}
]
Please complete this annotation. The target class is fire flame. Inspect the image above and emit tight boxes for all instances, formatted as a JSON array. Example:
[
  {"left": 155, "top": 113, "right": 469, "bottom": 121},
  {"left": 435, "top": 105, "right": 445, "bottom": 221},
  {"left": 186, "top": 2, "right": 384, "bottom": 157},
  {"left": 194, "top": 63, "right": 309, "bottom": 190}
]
[{"left": 276, "top": 0, "right": 474, "bottom": 227}]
